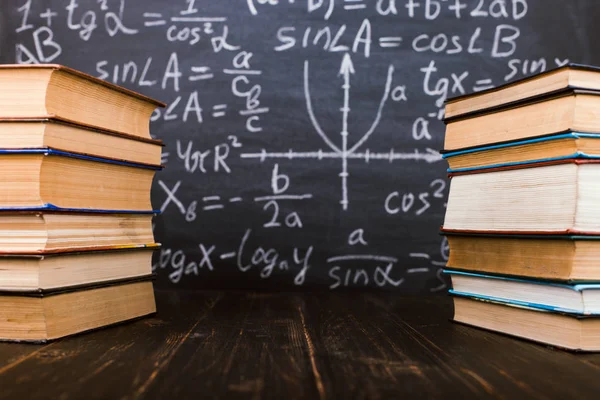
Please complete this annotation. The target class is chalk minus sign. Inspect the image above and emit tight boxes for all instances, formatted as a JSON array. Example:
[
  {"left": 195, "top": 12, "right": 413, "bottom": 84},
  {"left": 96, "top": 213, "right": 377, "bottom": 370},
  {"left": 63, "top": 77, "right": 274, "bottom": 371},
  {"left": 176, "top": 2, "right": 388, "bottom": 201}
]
[{"left": 220, "top": 252, "right": 236, "bottom": 259}]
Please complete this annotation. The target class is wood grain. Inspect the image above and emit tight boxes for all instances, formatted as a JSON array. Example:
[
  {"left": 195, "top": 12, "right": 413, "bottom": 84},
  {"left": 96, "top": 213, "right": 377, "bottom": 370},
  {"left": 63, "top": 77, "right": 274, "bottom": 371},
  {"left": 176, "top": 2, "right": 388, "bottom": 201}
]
[{"left": 0, "top": 290, "right": 599, "bottom": 399}]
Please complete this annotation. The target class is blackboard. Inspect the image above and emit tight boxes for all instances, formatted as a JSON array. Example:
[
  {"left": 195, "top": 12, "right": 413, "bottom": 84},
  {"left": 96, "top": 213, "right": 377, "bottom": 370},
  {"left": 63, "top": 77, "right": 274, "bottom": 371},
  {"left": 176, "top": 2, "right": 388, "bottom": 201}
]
[{"left": 1, "top": 0, "right": 599, "bottom": 293}]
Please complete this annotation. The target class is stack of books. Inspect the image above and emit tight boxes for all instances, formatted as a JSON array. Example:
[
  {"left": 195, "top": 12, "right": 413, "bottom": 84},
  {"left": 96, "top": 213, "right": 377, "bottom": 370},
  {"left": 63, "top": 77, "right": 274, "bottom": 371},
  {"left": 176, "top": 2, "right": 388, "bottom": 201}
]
[
  {"left": 0, "top": 64, "right": 165, "bottom": 342},
  {"left": 441, "top": 64, "right": 600, "bottom": 351}
]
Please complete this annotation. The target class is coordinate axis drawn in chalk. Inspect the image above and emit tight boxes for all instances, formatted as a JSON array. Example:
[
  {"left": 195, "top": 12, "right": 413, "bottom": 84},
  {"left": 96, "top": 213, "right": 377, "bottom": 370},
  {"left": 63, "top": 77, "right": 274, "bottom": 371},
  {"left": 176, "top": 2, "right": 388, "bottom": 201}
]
[{"left": 241, "top": 53, "right": 442, "bottom": 210}]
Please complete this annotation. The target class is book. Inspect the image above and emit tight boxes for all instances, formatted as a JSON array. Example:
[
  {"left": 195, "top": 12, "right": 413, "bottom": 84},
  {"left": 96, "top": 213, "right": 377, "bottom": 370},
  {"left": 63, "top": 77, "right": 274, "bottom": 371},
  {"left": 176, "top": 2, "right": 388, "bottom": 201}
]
[
  {"left": 0, "top": 211, "right": 155, "bottom": 253},
  {"left": 0, "top": 64, "right": 165, "bottom": 139},
  {"left": 443, "top": 233, "right": 600, "bottom": 281},
  {"left": 443, "top": 161, "right": 600, "bottom": 233},
  {"left": 0, "top": 246, "right": 158, "bottom": 291},
  {"left": 0, "top": 277, "right": 156, "bottom": 342},
  {"left": 0, "top": 149, "right": 160, "bottom": 211},
  {"left": 446, "top": 269, "right": 600, "bottom": 315},
  {"left": 452, "top": 295, "right": 600, "bottom": 351},
  {"left": 0, "top": 118, "right": 163, "bottom": 165},
  {"left": 444, "top": 64, "right": 600, "bottom": 120},
  {"left": 443, "top": 65, "right": 600, "bottom": 352},
  {"left": 444, "top": 88, "right": 600, "bottom": 151},
  {"left": 443, "top": 132, "right": 600, "bottom": 173}
]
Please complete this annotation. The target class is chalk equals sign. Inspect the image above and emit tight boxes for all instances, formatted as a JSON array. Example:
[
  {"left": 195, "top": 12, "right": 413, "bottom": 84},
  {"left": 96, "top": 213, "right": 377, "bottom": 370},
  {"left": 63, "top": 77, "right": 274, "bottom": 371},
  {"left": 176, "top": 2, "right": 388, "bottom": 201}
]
[
  {"left": 143, "top": 12, "right": 166, "bottom": 27},
  {"left": 160, "top": 152, "right": 169, "bottom": 165},
  {"left": 189, "top": 66, "right": 214, "bottom": 81},
  {"left": 473, "top": 78, "right": 494, "bottom": 92},
  {"left": 212, "top": 104, "right": 227, "bottom": 118},
  {"left": 202, "top": 196, "right": 243, "bottom": 211},
  {"left": 379, "top": 37, "right": 402, "bottom": 48},
  {"left": 344, "top": 0, "right": 366, "bottom": 10},
  {"left": 203, "top": 196, "right": 224, "bottom": 211},
  {"left": 407, "top": 253, "right": 430, "bottom": 273}
]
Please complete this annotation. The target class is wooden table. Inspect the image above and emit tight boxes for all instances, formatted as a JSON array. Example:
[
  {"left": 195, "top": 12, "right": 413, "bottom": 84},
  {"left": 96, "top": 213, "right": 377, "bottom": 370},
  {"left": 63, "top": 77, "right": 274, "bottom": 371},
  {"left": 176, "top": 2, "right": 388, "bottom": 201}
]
[{"left": 1, "top": 290, "right": 599, "bottom": 399}]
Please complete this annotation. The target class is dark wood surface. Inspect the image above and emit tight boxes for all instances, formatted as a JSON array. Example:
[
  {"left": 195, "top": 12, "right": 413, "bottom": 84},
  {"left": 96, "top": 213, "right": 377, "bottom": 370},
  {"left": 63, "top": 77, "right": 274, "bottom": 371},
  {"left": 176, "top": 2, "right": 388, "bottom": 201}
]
[{"left": 1, "top": 290, "right": 600, "bottom": 399}]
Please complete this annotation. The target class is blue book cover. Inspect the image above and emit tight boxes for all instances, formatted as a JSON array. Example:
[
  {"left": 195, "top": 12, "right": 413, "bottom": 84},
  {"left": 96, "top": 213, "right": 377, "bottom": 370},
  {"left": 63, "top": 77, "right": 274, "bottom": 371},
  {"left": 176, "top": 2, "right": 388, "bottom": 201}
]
[
  {"left": 449, "top": 291, "right": 597, "bottom": 317},
  {"left": 444, "top": 269, "right": 600, "bottom": 291},
  {"left": 445, "top": 269, "right": 600, "bottom": 316},
  {"left": 0, "top": 204, "right": 160, "bottom": 215},
  {"left": 0, "top": 148, "right": 163, "bottom": 171},
  {"left": 443, "top": 132, "right": 600, "bottom": 174}
]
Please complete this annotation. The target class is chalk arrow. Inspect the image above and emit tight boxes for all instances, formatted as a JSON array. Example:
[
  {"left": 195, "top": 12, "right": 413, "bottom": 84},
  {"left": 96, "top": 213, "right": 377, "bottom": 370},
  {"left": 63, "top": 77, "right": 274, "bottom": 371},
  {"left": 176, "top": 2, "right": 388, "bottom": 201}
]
[
  {"left": 339, "top": 53, "right": 355, "bottom": 76},
  {"left": 338, "top": 53, "right": 355, "bottom": 211},
  {"left": 338, "top": 53, "right": 355, "bottom": 144}
]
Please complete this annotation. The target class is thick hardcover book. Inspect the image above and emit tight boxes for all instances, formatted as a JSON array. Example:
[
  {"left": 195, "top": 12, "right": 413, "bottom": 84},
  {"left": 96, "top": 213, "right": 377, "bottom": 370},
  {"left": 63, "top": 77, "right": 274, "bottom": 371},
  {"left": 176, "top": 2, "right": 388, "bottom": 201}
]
[
  {"left": 441, "top": 231, "right": 600, "bottom": 281},
  {"left": 0, "top": 117, "right": 164, "bottom": 166},
  {"left": 443, "top": 161, "right": 600, "bottom": 233},
  {"left": 451, "top": 294, "right": 600, "bottom": 351},
  {"left": 444, "top": 86, "right": 600, "bottom": 151},
  {"left": 0, "top": 147, "right": 163, "bottom": 170},
  {"left": 444, "top": 63, "right": 600, "bottom": 120},
  {"left": 0, "top": 64, "right": 165, "bottom": 139},
  {"left": 0, "top": 275, "right": 156, "bottom": 342},
  {"left": 0, "top": 244, "right": 159, "bottom": 292},
  {"left": 0, "top": 149, "right": 160, "bottom": 212},
  {"left": 0, "top": 211, "right": 156, "bottom": 253},
  {"left": 443, "top": 132, "right": 600, "bottom": 173},
  {"left": 447, "top": 155, "right": 600, "bottom": 176},
  {"left": 446, "top": 269, "right": 600, "bottom": 315}
]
